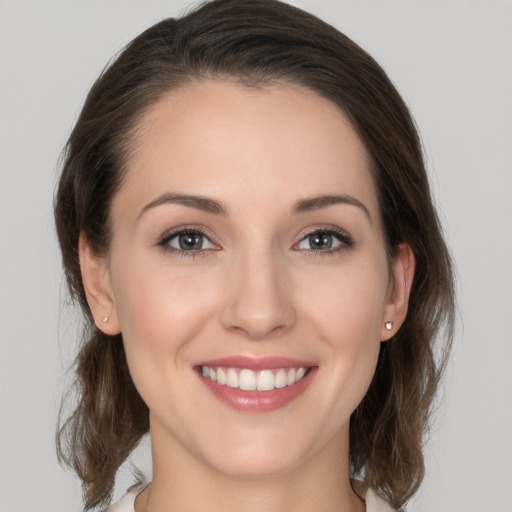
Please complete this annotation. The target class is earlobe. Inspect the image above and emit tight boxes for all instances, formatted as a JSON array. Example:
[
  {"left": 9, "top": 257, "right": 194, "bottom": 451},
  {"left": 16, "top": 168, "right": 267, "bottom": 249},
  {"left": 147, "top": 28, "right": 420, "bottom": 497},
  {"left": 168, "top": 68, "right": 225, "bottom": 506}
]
[
  {"left": 380, "top": 243, "right": 415, "bottom": 341},
  {"left": 78, "top": 232, "right": 121, "bottom": 335}
]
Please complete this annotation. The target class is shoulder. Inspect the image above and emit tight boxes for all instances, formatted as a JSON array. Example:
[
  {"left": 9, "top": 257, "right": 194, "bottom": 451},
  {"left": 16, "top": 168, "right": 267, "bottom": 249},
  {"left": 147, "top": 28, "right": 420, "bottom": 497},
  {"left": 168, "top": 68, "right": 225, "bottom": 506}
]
[
  {"left": 352, "top": 479, "right": 397, "bottom": 512},
  {"left": 107, "top": 482, "right": 396, "bottom": 512},
  {"left": 363, "top": 487, "right": 397, "bottom": 512},
  {"left": 106, "top": 483, "right": 146, "bottom": 512}
]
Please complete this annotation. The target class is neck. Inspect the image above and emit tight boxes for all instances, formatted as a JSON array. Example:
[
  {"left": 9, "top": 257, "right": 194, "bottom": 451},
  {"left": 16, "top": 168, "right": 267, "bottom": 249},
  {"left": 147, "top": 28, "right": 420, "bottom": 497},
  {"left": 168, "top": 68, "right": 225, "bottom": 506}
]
[{"left": 136, "top": 420, "right": 365, "bottom": 512}]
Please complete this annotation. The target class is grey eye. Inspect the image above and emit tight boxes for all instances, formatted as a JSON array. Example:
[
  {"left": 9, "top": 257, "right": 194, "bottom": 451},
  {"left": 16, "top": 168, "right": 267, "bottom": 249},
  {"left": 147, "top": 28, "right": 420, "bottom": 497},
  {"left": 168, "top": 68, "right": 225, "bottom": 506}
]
[
  {"left": 167, "top": 231, "right": 215, "bottom": 251},
  {"left": 298, "top": 231, "right": 342, "bottom": 251}
]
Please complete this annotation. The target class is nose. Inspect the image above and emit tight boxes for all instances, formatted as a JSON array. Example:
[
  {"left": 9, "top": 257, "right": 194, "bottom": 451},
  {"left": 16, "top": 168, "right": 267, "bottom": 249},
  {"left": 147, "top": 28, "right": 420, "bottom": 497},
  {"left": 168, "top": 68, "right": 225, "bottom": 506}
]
[{"left": 220, "top": 250, "right": 296, "bottom": 341}]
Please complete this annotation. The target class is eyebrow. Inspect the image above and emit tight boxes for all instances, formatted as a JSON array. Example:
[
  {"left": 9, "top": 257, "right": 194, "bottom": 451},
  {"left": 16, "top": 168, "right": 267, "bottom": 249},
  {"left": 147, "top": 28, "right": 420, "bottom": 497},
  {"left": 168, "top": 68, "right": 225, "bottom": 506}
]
[
  {"left": 138, "top": 191, "right": 371, "bottom": 222},
  {"left": 290, "top": 194, "right": 372, "bottom": 222},
  {"left": 139, "top": 192, "right": 229, "bottom": 218}
]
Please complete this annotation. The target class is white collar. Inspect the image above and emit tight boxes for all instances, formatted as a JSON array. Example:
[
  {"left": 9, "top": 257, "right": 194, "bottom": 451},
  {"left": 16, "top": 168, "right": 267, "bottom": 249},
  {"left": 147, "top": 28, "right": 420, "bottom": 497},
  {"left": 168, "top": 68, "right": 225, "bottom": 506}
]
[{"left": 108, "top": 481, "right": 396, "bottom": 512}]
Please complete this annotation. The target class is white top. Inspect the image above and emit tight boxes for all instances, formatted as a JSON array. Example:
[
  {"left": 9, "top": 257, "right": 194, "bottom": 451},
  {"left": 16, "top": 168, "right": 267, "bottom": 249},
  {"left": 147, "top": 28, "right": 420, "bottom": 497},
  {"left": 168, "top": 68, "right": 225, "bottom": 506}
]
[{"left": 107, "top": 482, "right": 396, "bottom": 512}]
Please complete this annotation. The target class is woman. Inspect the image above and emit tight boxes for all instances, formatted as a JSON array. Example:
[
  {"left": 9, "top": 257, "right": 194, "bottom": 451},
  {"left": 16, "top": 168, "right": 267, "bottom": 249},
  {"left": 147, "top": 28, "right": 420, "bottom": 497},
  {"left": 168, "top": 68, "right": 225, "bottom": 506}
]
[{"left": 54, "top": 0, "right": 454, "bottom": 511}]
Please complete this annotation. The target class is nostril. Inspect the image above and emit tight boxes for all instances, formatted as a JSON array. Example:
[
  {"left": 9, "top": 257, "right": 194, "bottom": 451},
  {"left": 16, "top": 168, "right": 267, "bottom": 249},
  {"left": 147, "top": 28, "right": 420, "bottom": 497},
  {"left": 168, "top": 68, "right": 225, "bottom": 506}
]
[{"left": 227, "top": 323, "right": 289, "bottom": 342}]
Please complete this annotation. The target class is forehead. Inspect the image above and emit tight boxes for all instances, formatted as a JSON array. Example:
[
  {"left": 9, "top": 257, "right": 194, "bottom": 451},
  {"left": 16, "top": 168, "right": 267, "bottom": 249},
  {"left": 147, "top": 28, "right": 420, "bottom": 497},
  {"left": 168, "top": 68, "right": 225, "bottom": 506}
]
[{"left": 116, "top": 80, "right": 378, "bottom": 222}]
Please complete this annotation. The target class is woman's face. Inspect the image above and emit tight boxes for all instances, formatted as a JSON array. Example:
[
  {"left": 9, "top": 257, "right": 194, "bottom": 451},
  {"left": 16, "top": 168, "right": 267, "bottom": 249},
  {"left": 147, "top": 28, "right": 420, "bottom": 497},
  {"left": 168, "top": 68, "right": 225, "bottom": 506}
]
[{"left": 84, "top": 80, "right": 410, "bottom": 478}]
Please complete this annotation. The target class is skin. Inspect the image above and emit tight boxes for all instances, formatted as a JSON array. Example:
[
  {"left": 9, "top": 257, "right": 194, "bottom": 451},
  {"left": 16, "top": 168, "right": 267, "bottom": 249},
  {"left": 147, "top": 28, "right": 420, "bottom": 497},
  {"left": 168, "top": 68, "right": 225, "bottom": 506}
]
[{"left": 80, "top": 80, "right": 414, "bottom": 512}]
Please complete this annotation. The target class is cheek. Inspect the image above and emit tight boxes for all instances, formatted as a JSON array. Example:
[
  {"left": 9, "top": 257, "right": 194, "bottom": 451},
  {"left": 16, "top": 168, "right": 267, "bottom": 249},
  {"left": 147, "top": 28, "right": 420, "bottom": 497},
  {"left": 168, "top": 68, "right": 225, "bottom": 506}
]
[
  {"left": 295, "top": 256, "right": 389, "bottom": 407},
  {"left": 300, "top": 256, "right": 389, "bottom": 341},
  {"left": 109, "top": 255, "right": 220, "bottom": 390}
]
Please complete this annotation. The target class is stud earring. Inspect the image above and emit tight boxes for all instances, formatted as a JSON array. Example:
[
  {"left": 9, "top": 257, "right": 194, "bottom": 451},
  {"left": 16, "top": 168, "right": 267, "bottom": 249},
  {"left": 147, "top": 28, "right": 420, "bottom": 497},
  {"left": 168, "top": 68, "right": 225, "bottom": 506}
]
[
  {"left": 385, "top": 321, "right": 393, "bottom": 331},
  {"left": 102, "top": 316, "right": 109, "bottom": 323}
]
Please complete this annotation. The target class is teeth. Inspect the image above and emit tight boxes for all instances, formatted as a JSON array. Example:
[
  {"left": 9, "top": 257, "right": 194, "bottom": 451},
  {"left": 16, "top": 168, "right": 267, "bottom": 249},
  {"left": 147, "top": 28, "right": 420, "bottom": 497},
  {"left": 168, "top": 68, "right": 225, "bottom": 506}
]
[
  {"left": 226, "top": 368, "right": 238, "bottom": 388},
  {"left": 274, "top": 369, "right": 287, "bottom": 389},
  {"left": 286, "top": 368, "right": 296, "bottom": 386},
  {"left": 200, "top": 366, "right": 308, "bottom": 391},
  {"left": 217, "top": 367, "right": 226, "bottom": 385},
  {"left": 257, "top": 370, "right": 274, "bottom": 391},
  {"left": 239, "top": 369, "right": 256, "bottom": 390}
]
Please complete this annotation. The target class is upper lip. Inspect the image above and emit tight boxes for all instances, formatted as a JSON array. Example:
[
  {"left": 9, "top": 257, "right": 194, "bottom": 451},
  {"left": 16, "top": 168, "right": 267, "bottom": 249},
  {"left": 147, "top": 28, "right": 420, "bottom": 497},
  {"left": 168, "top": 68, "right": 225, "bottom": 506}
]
[{"left": 194, "top": 355, "right": 317, "bottom": 371}]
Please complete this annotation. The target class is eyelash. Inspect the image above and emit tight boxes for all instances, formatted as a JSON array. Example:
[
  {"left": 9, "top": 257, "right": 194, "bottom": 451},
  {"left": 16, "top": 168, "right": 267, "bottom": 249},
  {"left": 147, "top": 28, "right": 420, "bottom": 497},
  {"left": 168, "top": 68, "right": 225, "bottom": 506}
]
[
  {"left": 158, "top": 226, "right": 219, "bottom": 259},
  {"left": 157, "top": 226, "right": 353, "bottom": 258},
  {"left": 294, "top": 227, "right": 353, "bottom": 256}
]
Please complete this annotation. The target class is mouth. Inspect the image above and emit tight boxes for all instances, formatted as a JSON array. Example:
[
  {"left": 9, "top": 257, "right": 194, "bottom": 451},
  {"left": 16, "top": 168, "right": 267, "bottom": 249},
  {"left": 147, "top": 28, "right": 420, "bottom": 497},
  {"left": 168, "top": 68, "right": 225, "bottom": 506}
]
[
  {"left": 194, "top": 356, "right": 317, "bottom": 412},
  {"left": 200, "top": 365, "right": 309, "bottom": 391}
]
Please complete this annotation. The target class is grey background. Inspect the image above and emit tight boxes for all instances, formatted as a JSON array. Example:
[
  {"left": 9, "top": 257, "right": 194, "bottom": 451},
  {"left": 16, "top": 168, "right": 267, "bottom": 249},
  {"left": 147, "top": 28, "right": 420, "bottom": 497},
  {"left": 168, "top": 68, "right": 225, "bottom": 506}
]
[{"left": 1, "top": 1, "right": 511, "bottom": 511}]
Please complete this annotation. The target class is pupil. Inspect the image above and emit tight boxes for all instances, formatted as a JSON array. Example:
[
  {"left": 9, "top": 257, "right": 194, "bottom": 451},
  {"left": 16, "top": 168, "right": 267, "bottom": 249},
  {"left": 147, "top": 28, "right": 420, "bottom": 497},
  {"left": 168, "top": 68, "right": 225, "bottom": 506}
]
[
  {"left": 309, "top": 233, "right": 332, "bottom": 250},
  {"left": 179, "top": 232, "right": 203, "bottom": 250}
]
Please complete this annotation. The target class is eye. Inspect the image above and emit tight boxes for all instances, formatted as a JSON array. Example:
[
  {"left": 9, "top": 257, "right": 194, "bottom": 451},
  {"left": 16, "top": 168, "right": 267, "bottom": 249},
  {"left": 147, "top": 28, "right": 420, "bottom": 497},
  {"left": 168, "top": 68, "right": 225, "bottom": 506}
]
[
  {"left": 161, "top": 229, "right": 217, "bottom": 252},
  {"left": 295, "top": 228, "right": 352, "bottom": 252}
]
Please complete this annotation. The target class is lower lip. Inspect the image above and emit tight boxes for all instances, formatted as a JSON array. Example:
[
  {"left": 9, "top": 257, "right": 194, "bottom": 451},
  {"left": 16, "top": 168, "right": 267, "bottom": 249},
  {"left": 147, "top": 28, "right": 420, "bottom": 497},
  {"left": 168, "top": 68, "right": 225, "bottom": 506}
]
[{"left": 198, "top": 368, "right": 317, "bottom": 412}]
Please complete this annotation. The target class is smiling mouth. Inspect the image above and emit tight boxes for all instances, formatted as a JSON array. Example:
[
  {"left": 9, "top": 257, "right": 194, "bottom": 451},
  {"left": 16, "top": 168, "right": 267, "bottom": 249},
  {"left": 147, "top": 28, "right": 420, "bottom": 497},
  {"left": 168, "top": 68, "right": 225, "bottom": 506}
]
[
  {"left": 200, "top": 365, "right": 309, "bottom": 391},
  {"left": 194, "top": 355, "right": 317, "bottom": 412}
]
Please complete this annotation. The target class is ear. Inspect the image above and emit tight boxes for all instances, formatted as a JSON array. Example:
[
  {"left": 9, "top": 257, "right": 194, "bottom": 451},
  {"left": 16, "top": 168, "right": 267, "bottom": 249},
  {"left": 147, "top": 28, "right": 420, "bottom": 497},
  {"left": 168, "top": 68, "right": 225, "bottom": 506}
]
[
  {"left": 380, "top": 243, "right": 415, "bottom": 341},
  {"left": 78, "top": 232, "right": 121, "bottom": 335}
]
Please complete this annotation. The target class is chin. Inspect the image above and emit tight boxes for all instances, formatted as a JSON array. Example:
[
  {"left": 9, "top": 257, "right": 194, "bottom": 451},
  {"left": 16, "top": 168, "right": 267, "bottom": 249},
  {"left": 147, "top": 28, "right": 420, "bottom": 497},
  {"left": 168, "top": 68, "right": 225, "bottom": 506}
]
[
  {"left": 190, "top": 422, "right": 318, "bottom": 480},
  {"left": 207, "top": 450, "right": 301, "bottom": 480}
]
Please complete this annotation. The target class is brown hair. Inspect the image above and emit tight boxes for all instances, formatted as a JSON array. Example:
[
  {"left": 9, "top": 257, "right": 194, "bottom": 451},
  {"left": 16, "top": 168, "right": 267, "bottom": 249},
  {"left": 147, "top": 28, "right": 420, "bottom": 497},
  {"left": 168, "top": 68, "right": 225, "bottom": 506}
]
[{"left": 54, "top": 0, "right": 455, "bottom": 510}]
